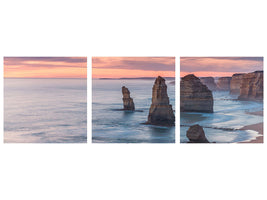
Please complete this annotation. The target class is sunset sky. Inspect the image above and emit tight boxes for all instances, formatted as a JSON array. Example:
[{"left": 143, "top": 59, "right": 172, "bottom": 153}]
[
  {"left": 92, "top": 57, "right": 175, "bottom": 78},
  {"left": 180, "top": 57, "right": 263, "bottom": 77},
  {"left": 4, "top": 57, "right": 87, "bottom": 78}
]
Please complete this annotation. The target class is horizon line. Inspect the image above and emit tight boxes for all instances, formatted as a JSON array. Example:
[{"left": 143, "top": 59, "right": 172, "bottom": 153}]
[{"left": 93, "top": 76, "right": 175, "bottom": 78}]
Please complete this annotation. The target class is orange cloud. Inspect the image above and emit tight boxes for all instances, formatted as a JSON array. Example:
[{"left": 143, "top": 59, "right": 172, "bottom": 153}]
[
  {"left": 180, "top": 71, "right": 239, "bottom": 77},
  {"left": 4, "top": 57, "right": 87, "bottom": 78},
  {"left": 92, "top": 57, "right": 175, "bottom": 78},
  {"left": 180, "top": 57, "right": 263, "bottom": 77}
]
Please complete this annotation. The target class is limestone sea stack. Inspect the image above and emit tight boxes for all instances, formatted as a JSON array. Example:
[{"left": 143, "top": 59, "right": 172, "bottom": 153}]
[
  {"left": 217, "top": 77, "right": 232, "bottom": 91},
  {"left": 200, "top": 77, "right": 217, "bottom": 91},
  {"left": 238, "top": 71, "right": 263, "bottom": 100},
  {"left": 146, "top": 76, "right": 175, "bottom": 126},
  {"left": 230, "top": 73, "right": 245, "bottom": 95},
  {"left": 180, "top": 74, "right": 213, "bottom": 113},
  {"left": 122, "top": 86, "right": 135, "bottom": 110},
  {"left": 186, "top": 124, "right": 209, "bottom": 143}
]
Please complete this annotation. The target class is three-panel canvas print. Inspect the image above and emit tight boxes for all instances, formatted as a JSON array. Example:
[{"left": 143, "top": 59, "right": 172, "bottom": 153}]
[{"left": 3, "top": 56, "right": 264, "bottom": 143}]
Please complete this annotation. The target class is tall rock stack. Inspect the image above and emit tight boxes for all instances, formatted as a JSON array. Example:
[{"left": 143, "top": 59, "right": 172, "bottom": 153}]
[
  {"left": 217, "top": 77, "right": 232, "bottom": 91},
  {"left": 230, "top": 73, "right": 245, "bottom": 95},
  {"left": 238, "top": 71, "right": 263, "bottom": 100},
  {"left": 180, "top": 74, "right": 213, "bottom": 113},
  {"left": 146, "top": 76, "right": 175, "bottom": 126},
  {"left": 200, "top": 77, "right": 217, "bottom": 91},
  {"left": 122, "top": 86, "right": 135, "bottom": 111}
]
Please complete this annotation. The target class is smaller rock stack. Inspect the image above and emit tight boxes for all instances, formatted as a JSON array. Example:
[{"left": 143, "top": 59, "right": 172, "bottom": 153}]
[
  {"left": 180, "top": 74, "right": 213, "bottom": 113},
  {"left": 217, "top": 77, "right": 232, "bottom": 91},
  {"left": 147, "top": 76, "right": 175, "bottom": 126},
  {"left": 122, "top": 86, "right": 135, "bottom": 111},
  {"left": 186, "top": 124, "right": 209, "bottom": 143}
]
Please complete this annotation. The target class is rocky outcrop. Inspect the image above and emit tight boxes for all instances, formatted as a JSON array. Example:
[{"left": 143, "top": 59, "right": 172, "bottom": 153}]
[
  {"left": 180, "top": 74, "right": 213, "bottom": 113},
  {"left": 217, "top": 77, "right": 232, "bottom": 90},
  {"left": 230, "top": 73, "right": 245, "bottom": 95},
  {"left": 200, "top": 77, "right": 217, "bottom": 91},
  {"left": 186, "top": 124, "right": 209, "bottom": 143},
  {"left": 238, "top": 71, "right": 263, "bottom": 100},
  {"left": 146, "top": 76, "right": 175, "bottom": 126},
  {"left": 122, "top": 86, "right": 135, "bottom": 110}
]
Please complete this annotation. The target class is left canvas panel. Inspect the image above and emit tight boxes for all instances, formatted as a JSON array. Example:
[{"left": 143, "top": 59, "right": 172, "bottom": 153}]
[{"left": 4, "top": 57, "right": 87, "bottom": 143}]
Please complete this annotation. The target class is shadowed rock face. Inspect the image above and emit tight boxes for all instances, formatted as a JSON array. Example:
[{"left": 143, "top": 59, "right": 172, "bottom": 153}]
[
  {"left": 200, "top": 77, "right": 217, "bottom": 91},
  {"left": 147, "top": 76, "right": 175, "bottom": 126},
  {"left": 180, "top": 74, "right": 213, "bottom": 113},
  {"left": 238, "top": 71, "right": 263, "bottom": 100},
  {"left": 122, "top": 86, "right": 135, "bottom": 110},
  {"left": 230, "top": 73, "right": 245, "bottom": 95},
  {"left": 217, "top": 77, "right": 232, "bottom": 91},
  {"left": 186, "top": 124, "right": 209, "bottom": 143}
]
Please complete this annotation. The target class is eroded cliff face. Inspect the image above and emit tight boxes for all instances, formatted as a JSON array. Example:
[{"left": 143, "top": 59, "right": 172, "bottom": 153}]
[
  {"left": 238, "top": 71, "right": 263, "bottom": 100},
  {"left": 217, "top": 77, "right": 232, "bottom": 91},
  {"left": 147, "top": 76, "right": 175, "bottom": 126},
  {"left": 200, "top": 77, "right": 217, "bottom": 91},
  {"left": 230, "top": 73, "right": 245, "bottom": 95},
  {"left": 180, "top": 74, "right": 213, "bottom": 113},
  {"left": 122, "top": 86, "right": 135, "bottom": 110}
]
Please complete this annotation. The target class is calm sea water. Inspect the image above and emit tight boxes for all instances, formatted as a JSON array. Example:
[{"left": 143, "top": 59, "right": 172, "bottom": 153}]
[
  {"left": 4, "top": 78, "right": 87, "bottom": 143},
  {"left": 92, "top": 79, "right": 175, "bottom": 143},
  {"left": 180, "top": 91, "right": 263, "bottom": 143}
]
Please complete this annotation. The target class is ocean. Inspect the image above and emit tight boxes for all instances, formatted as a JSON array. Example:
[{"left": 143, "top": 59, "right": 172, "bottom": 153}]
[
  {"left": 4, "top": 78, "right": 87, "bottom": 143},
  {"left": 180, "top": 91, "right": 263, "bottom": 143},
  {"left": 92, "top": 79, "right": 175, "bottom": 143}
]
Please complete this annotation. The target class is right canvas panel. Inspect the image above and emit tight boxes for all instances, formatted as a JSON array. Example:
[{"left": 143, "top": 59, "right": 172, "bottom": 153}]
[{"left": 180, "top": 57, "right": 263, "bottom": 143}]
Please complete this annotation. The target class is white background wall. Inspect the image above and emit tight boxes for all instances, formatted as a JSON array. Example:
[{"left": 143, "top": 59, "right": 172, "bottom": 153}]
[{"left": 0, "top": 0, "right": 266, "bottom": 199}]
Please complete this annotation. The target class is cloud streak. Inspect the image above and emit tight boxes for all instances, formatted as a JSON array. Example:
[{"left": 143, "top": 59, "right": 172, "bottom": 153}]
[
  {"left": 180, "top": 57, "right": 263, "bottom": 74},
  {"left": 5, "top": 57, "right": 87, "bottom": 68},
  {"left": 92, "top": 57, "right": 175, "bottom": 71},
  {"left": 4, "top": 57, "right": 87, "bottom": 78}
]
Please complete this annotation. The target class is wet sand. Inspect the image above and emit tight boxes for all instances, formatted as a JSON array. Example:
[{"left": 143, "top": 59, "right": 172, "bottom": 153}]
[{"left": 240, "top": 111, "right": 263, "bottom": 143}]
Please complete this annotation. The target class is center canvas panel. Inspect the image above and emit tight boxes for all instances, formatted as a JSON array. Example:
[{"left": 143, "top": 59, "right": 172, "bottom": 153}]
[{"left": 92, "top": 57, "right": 175, "bottom": 143}]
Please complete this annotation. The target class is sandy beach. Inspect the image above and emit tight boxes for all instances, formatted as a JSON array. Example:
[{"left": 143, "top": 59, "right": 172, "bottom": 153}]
[{"left": 240, "top": 111, "right": 263, "bottom": 143}]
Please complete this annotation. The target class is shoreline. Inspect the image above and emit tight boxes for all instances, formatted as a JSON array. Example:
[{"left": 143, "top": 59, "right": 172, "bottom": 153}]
[{"left": 239, "top": 111, "right": 263, "bottom": 143}]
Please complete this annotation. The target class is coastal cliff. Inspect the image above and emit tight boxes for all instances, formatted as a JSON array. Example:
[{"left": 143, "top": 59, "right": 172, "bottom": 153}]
[
  {"left": 122, "top": 86, "right": 135, "bottom": 110},
  {"left": 200, "top": 77, "right": 217, "bottom": 91},
  {"left": 230, "top": 73, "right": 245, "bottom": 95},
  {"left": 147, "top": 76, "right": 175, "bottom": 126},
  {"left": 217, "top": 77, "right": 232, "bottom": 91},
  {"left": 238, "top": 71, "right": 263, "bottom": 100},
  {"left": 180, "top": 74, "right": 213, "bottom": 113}
]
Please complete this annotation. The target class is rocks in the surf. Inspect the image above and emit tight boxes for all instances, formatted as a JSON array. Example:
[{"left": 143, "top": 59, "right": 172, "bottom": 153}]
[
  {"left": 180, "top": 74, "right": 213, "bottom": 113},
  {"left": 238, "top": 71, "right": 263, "bottom": 100},
  {"left": 217, "top": 77, "right": 232, "bottom": 91},
  {"left": 122, "top": 86, "right": 135, "bottom": 110},
  {"left": 200, "top": 77, "right": 218, "bottom": 91},
  {"left": 147, "top": 76, "right": 175, "bottom": 126},
  {"left": 186, "top": 124, "right": 209, "bottom": 143},
  {"left": 230, "top": 73, "right": 245, "bottom": 95}
]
